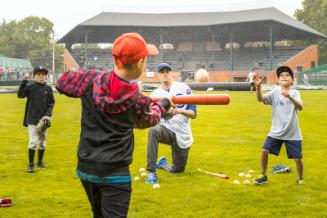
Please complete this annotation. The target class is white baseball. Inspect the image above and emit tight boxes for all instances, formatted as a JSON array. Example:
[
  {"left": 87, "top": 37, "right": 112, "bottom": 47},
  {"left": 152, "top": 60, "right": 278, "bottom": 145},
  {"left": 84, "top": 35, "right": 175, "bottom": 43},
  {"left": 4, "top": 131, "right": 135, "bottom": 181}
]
[
  {"left": 233, "top": 180, "right": 240, "bottom": 185},
  {"left": 141, "top": 172, "right": 147, "bottom": 177},
  {"left": 243, "top": 180, "right": 250, "bottom": 185},
  {"left": 194, "top": 68, "right": 210, "bottom": 82},
  {"left": 139, "top": 168, "right": 146, "bottom": 173},
  {"left": 134, "top": 176, "right": 140, "bottom": 182},
  {"left": 153, "top": 183, "right": 160, "bottom": 189},
  {"left": 239, "top": 173, "right": 245, "bottom": 177},
  {"left": 245, "top": 174, "right": 251, "bottom": 178}
]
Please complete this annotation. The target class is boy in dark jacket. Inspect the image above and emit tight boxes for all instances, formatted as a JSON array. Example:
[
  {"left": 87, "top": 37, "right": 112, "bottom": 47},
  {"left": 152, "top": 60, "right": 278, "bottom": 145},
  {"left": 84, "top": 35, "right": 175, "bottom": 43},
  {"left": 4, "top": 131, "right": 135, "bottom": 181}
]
[
  {"left": 56, "top": 32, "right": 171, "bottom": 218},
  {"left": 17, "top": 66, "right": 55, "bottom": 173}
]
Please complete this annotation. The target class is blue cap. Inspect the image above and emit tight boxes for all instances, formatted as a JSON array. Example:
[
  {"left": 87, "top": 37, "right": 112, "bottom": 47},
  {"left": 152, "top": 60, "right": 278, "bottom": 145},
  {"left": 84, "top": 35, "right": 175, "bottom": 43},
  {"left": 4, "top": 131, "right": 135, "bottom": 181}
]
[{"left": 157, "top": 63, "right": 172, "bottom": 72}]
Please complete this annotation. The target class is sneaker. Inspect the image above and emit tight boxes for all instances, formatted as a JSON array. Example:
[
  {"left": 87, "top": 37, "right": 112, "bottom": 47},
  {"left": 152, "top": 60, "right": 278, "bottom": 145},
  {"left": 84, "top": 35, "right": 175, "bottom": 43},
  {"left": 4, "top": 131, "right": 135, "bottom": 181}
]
[
  {"left": 27, "top": 163, "right": 35, "bottom": 173},
  {"left": 253, "top": 173, "right": 268, "bottom": 184},
  {"left": 297, "top": 179, "right": 305, "bottom": 185},
  {"left": 37, "top": 162, "right": 46, "bottom": 169},
  {"left": 145, "top": 172, "right": 158, "bottom": 184},
  {"left": 156, "top": 156, "right": 168, "bottom": 169}
]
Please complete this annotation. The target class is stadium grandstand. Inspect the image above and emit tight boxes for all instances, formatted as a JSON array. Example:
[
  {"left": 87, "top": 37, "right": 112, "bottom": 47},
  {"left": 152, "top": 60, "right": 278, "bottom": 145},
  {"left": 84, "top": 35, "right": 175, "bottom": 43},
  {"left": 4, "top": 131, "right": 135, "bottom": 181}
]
[
  {"left": 58, "top": 7, "right": 326, "bottom": 84},
  {"left": 0, "top": 54, "right": 32, "bottom": 82}
]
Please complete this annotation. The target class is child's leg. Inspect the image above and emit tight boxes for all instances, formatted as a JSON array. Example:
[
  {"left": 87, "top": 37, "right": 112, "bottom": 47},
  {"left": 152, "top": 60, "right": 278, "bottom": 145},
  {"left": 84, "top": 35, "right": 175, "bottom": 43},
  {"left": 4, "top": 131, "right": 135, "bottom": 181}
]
[
  {"left": 37, "top": 129, "right": 48, "bottom": 168},
  {"left": 284, "top": 140, "right": 303, "bottom": 180},
  {"left": 260, "top": 149, "right": 269, "bottom": 175},
  {"left": 294, "top": 158, "right": 303, "bottom": 180},
  {"left": 27, "top": 125, "right": 39, "bottom": 172}
]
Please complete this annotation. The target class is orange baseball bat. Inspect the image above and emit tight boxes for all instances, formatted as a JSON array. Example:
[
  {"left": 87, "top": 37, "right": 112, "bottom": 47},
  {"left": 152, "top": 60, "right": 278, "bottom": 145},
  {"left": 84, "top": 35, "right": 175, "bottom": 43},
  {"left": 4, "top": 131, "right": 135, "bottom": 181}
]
[{"left": 151, "top": 94, "right": 230, "bottom": 105}]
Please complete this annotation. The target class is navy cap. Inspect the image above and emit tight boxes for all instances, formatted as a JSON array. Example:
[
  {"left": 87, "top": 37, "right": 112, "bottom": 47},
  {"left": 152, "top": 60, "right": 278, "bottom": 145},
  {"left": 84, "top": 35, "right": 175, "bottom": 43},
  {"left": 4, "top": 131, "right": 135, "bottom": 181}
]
[
  {"left": 33, "top": 66, "right": 48, "bottom": 75},
  {"left": 276, "top": 66, "right": 293, "bottom": 79},
  {"left": 157, "top": 63, "right": 172, "bottom": 72}
]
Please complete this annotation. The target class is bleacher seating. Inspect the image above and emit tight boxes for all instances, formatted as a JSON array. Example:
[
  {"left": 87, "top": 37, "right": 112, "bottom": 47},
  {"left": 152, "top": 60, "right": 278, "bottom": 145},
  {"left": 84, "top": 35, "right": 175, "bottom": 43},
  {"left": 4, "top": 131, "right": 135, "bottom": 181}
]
[{"left": 71, "top": 47, "right": 304, "bottom": 72}]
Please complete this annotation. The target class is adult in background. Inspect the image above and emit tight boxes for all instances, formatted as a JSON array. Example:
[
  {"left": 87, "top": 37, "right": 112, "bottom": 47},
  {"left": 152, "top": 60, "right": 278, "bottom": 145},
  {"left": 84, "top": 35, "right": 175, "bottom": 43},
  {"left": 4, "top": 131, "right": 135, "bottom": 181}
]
[{"left": 246, "top": 67, "right": 257, "bottom": 91}]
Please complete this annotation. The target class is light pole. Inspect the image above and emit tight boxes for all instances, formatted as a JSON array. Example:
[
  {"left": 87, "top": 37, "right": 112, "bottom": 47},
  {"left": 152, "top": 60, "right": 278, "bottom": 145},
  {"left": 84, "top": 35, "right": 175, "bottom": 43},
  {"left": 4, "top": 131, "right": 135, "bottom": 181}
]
[
  {"left": 93, "top": 56, "right": 98, "bottom": 69},
  {"left": 51, "top": 33, "right": 58, "bottom": 84}
]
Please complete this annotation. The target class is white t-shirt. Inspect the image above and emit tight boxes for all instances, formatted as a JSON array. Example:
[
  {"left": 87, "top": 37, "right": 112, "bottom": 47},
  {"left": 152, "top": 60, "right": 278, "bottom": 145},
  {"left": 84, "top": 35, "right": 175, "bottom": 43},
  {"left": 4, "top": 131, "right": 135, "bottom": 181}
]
[
  {"left": 247, "top": 71, "right": 256, "bottom": 83},
  {"left": 151, "top": 82, "right": 196, "bottom": 148},
  {"left": 263, "top": 87, "right": 302, "bottom": 140}
]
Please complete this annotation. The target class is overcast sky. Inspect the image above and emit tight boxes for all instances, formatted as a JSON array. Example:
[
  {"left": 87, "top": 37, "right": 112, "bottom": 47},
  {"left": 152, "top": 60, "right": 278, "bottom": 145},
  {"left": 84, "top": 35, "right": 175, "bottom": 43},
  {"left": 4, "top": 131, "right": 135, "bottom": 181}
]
[{"left": 1, "top": 0, "right": 303, "bottom": 38}]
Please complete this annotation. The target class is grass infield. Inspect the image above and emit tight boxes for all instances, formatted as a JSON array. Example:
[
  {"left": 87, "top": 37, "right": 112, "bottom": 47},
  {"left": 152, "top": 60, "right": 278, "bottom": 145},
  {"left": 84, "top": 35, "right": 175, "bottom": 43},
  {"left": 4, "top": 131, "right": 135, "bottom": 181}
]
[{"left": 0, "top": 90, "right": 326, "bottom": 217}]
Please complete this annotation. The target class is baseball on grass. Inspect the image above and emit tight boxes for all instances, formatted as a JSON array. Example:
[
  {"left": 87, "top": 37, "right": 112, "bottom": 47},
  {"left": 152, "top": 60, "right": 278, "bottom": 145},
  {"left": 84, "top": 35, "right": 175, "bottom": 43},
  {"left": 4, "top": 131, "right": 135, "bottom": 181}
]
[
  {"left": 243, "top": 180, "right": 250, "bottom": 185},
  {"left": 141, "top": 172, "right": 147, "bottom": 177},
  {"left": 245, "top": 174, "right": 251, "bottom": 178},
  {"left": 139, "top": 168, "right": 146, "bottom": 173},
  {"left": 233, "top": 180, "right": 240, "bottom": 185},
  {"left": 194, "top": 68, "right": 210, "bottom": 82},
  {"left": 238, "top": 173, "right": 245, "bottom": 177},
  {"left": 153, "top": 183, "right": 160, "bottom": 189},
  {"left": 134, "top": 176, "right": 140, "bottom": 182}
]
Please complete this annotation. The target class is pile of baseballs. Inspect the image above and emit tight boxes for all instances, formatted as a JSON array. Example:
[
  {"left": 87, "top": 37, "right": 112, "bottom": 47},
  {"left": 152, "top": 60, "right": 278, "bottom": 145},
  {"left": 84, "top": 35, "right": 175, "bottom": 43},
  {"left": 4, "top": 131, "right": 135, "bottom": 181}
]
[
  {"left": 134, "top": 167, "right": 161, "bottom": 189},
  {"left": 232, "top": 169, "right": 255, "bottom": 185}
]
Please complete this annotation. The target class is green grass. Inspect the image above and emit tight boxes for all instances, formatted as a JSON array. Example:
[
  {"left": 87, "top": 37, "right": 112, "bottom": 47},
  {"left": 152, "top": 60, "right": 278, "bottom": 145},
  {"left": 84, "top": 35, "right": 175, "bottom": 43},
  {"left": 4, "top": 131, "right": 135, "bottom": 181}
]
[{"left": 0, "top": 91, "right": 326, "bottom": 218}]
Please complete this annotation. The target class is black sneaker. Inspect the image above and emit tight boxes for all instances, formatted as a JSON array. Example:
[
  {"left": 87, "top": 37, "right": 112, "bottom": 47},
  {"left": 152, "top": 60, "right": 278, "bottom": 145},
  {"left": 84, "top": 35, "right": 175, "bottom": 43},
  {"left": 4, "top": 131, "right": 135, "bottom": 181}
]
[
  {"left": 253, "top": 173, "right": 268, "bottom": 184},
  {"left": 37, "top": 162, "right": 46, "bottom": 169},
  {"left": 27, "top": 163, "right": 35, "bottom": 173}
]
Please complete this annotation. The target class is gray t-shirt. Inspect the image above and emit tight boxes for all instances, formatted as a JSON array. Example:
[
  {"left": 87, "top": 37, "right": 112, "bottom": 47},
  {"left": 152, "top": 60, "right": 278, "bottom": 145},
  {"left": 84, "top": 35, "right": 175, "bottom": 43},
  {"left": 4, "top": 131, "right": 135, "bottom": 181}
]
[{"left": 263, "top": 87, "right": 302, "bottom": 140}]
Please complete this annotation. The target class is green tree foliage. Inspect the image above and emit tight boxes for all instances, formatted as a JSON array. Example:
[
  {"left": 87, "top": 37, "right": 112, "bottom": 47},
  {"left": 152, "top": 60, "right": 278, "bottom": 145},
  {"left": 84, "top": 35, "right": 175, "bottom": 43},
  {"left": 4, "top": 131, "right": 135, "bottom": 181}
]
[
  {"left": 0, "top": 16, "right": 63, "bottom": 74},
  {"left": 295, "top": 0, "right": 327, "bottom": 64}
]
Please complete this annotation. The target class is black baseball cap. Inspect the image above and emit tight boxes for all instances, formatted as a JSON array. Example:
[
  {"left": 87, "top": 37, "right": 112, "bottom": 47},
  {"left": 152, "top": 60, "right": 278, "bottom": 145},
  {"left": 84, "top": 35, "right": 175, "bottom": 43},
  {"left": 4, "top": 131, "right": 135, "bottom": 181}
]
[
  {"left": 33, "top": 66, "right": 48, "bottom": 75},
  {"left": 276, "top": 66, "right": 293, "bottom": 79}
]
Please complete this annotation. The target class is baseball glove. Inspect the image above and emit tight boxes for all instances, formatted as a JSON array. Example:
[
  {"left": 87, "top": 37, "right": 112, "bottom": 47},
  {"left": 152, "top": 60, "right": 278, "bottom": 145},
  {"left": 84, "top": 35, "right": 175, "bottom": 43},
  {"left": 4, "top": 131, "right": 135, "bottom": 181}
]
[
  {"left": 36, "top": 116, "right": 51, "bottom": 134},
  {"left": 272, "top": 164, "right": 292, "bottom": 174}
]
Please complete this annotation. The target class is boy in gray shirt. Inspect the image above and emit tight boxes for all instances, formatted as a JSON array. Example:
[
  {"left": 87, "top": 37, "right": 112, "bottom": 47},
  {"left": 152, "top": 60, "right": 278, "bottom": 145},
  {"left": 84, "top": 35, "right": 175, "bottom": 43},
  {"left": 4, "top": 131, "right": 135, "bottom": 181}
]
[{"left": 253, "top": 66, "right": 304, "bottom": 185}]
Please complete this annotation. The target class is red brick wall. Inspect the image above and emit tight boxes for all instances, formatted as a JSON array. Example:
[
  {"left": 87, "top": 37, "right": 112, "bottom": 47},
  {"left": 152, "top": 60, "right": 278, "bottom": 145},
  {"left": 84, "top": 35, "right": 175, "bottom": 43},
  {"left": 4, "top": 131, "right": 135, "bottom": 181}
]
[
  {"left": 283, "top": 44, "right": 318, "bottom": 75},
  {"left": 64, "top": 49, "right": 79, "bottom": 71}
]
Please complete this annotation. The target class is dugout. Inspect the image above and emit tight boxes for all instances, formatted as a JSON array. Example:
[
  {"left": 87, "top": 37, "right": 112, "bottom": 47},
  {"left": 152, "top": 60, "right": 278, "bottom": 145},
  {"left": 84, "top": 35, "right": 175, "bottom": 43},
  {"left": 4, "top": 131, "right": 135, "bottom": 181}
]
[{"left": 298, "top": 64, "right": 327, "bottom": 86}]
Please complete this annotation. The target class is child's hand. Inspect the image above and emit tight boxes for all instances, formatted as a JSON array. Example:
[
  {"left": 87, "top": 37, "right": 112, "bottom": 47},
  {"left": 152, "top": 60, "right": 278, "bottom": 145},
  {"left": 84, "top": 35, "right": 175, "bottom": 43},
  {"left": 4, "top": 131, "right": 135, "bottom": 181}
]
[
  {"left": 281, "top": 90, "right": 291, "bottom": 99},
  {"left": 168, "top": 107, "right": 180, "bottom": 116},
  {"left": 254, "top": 74, "right": 263, "bottom": 86},
  {"left": 23, "top": 74, "right": 30, "bottom": 81}
]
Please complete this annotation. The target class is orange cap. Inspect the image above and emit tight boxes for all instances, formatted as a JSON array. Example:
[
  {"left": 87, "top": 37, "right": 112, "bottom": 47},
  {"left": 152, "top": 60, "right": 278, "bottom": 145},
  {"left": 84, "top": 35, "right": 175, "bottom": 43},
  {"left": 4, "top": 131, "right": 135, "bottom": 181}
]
[{"left": 112, "top": 32, "right": 159, "bottom": 67}]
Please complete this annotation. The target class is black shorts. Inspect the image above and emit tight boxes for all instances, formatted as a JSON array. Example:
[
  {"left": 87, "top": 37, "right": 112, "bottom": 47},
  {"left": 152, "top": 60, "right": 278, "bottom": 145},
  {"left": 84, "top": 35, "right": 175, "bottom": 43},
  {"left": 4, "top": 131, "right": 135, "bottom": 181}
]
[
  {"left": 81, "top": 180, "right": 132, "bottom": 218},
  {"left": 262, "top": 136, "right": 302, "bottom": 159}
]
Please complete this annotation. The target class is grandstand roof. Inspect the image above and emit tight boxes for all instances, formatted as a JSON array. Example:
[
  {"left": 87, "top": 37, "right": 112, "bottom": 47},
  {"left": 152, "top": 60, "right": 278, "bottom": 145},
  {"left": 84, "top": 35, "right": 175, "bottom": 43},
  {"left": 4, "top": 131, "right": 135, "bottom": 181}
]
[{"left": 58, "top": 7, "right": 326, "bottom": 45}]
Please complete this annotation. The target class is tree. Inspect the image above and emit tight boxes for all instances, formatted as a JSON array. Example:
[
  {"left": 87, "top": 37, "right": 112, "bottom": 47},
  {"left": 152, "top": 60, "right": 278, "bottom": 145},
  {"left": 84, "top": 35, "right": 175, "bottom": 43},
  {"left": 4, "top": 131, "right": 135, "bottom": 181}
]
[
  {"left": 0, "top": 16, "right": 63, "bottom": 74},
  {"left": 295, "top": 0, "right": 327, "bottom": 64}
]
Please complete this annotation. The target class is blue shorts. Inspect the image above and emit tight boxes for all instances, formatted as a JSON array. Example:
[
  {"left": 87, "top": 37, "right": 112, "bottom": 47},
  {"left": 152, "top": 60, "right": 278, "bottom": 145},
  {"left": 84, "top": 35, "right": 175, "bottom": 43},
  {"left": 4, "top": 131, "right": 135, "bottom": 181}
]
[{"left": 263, "top": 136, "right": 302, "bottom": 159}]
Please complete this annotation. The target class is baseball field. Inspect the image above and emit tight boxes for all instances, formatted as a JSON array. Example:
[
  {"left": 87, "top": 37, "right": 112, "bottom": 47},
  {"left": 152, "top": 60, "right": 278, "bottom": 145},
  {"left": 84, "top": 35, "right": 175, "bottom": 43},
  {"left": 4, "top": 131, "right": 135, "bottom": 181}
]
[{"left": 0, "top": 90, "right": 326, "bottom": 218}]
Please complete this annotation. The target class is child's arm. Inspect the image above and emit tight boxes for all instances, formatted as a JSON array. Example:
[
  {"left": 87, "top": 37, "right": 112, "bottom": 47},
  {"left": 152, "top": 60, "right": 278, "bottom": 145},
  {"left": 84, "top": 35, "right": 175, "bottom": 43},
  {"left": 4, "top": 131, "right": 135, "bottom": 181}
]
[
  {"left": 255, "top": 75, "right": 265, "bottom": 102},
  {"left": 17, "top": 78, "right": 29, "bottom": 98},
  {"left": 281, "top": 90, "right": 303, "bottom": 111},
  {"left": 134, "top": 94, "right": 171, "bottom": 129},
  {"left": 44, "top": 88, "right": 55, "bottom": 117},
  {"left": 55, "top": 70, "right": 97, "bottom": 98}
]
